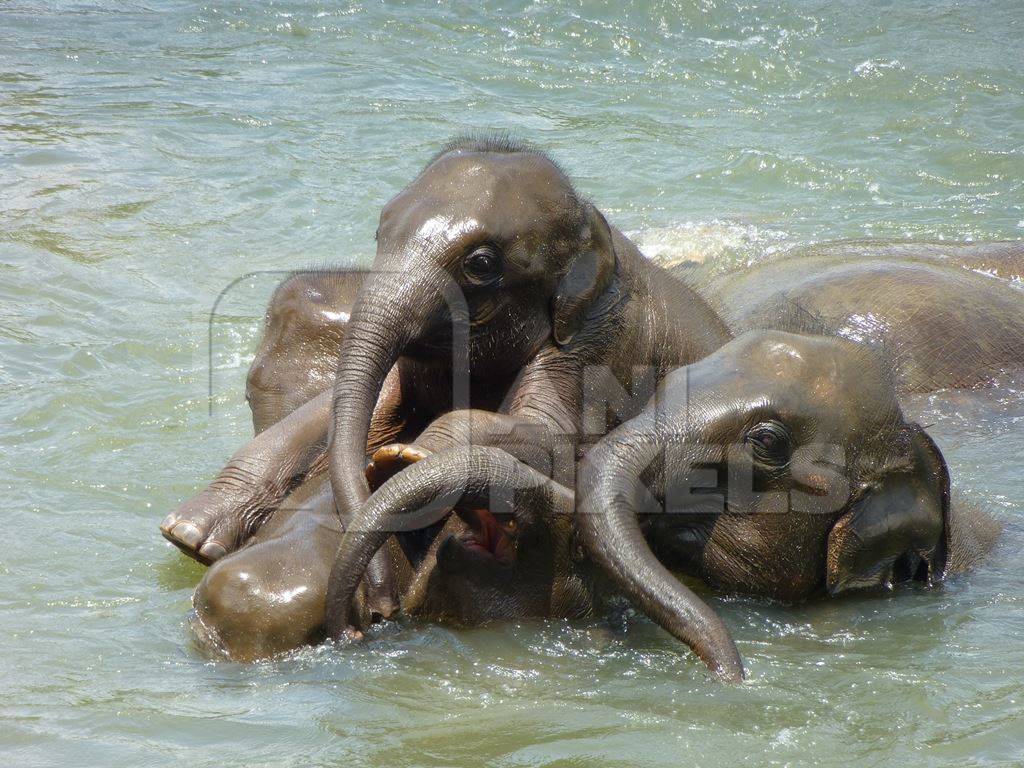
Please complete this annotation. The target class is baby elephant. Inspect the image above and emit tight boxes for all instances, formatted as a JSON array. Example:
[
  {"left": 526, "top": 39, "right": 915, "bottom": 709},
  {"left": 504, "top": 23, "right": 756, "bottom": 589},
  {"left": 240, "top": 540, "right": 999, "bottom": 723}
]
[
  {"left": 576, "top": 330, "right": 1000, "bottom": 678},
  {"left": 235, "top": 330, "right": 999, "bottom": 678},
  {"left": 192, "top": 464, "right": 589, "bottom": 662}
]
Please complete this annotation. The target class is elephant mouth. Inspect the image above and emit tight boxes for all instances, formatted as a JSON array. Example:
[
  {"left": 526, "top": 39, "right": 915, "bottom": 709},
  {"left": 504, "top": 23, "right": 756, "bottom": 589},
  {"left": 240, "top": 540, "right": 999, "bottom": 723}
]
[{"left": 453, "top": 508, "right": 515, "bottom": 562}]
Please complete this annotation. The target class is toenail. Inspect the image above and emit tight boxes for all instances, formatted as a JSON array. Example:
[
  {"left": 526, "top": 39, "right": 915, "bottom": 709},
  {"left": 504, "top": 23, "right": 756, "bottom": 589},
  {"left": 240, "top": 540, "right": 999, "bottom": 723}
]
[
  {"left": 199, "top": 541, "right": 227, "bottom": 561},
  {"left": 173, "top": 522, "right": 203, "bottom": 548}
]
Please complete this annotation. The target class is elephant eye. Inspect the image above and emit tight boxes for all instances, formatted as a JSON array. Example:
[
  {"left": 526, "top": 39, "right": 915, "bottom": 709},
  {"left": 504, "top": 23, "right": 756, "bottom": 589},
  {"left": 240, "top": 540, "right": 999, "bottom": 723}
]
[
  {"left": 463, "top": 245, "right": 502, "bottom": 285},
  {"left": 745, "top": 420, "right": 792, "bottom": 466}
]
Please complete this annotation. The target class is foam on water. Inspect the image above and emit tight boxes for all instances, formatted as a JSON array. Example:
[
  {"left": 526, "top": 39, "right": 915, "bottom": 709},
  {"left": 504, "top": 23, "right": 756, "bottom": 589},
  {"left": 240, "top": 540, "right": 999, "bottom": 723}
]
[{"left": 631, "top": 220, "right": 791, "bottom": 268}]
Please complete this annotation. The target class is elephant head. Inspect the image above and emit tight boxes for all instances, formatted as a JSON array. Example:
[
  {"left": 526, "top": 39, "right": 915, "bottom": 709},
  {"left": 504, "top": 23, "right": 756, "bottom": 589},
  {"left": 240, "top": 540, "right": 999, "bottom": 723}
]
[
  {"left": 577, "top": 330, "right": 952, "bottom": 678},
  {"left": 330, "top": 137, "right": 616, "bottom": 525},
  {"left": 329, "top": 445, "right": 590, "bottom": 627}
]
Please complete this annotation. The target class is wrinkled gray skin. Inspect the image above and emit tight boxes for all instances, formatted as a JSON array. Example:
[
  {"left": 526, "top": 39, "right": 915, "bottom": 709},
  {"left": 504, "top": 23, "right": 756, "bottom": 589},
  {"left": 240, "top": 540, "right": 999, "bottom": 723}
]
[
  {"left": 160, "top": 271, "right": 363, "bottom": 565},
  {"left": 323, "top": 138, "right": 731, "bottom": 632},
  {"left": 193, "top": 362, "right": 591, "bottom": 661},
  {"left": 189, "top": 269, "right": 594, "bottom": 660},
  {"left": 333, "top": 330, "right": 1006, "bottom": 681},
  {"left": 569, "top": 243, "right": 1020, "bottom": 676},
  {"left": 194, "top": 332, "right": 1000, "bottom": 669},
  {"left": 678, "top": 239, "right": 1024, "bottom": 391},
  {"left": 189, "top": 270, "right": 589, "bottom": 661},
  {"left": 574, "top": 332, "right": 999, "bottom": 642},
  {"left": 187, "top": 237, "right": 1015, "bottom": 674},
  {"left": 193, "top": 463, "right": 590, "bottom": 662},
  {"left": 170, "top": 137, "right": 735, "bottom": 665},
  {"left": 328, "top": 240, "right": 1022, "bottom": 677},
  {"left": 170, "top": 136, "right": 1021, "bottom": 675}
]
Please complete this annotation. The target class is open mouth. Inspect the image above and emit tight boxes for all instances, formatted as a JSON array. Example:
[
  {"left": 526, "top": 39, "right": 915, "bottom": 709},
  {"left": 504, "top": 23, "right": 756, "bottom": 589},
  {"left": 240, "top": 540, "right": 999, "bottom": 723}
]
[
  {"left": 365, "top": 443, "right": 519, "bottom": 564},
  {"left": 454, "top": 507, "right": 516, "bottom": 562}
]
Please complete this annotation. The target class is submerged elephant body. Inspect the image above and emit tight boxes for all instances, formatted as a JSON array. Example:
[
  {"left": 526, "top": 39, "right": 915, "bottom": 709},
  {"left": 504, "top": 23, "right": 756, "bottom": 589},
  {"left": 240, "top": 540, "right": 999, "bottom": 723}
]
[
  {"left": 193, "top": 329, "right": 1002, "bottom": 668},
  {"left": 193, "top": 254, "right": 1015, "bottom": 666},
  {"left": 193, "top": 461, "right": 596, "bottom": 662},
  {"left": 164, "top": 139, "right": 729, "bottom": 621},
  {"left": 168, "top": 140, "right": 1019, "bottom": 674},
  {"left": 678, "top": 241, "right": 1024, "bottom": 392}
]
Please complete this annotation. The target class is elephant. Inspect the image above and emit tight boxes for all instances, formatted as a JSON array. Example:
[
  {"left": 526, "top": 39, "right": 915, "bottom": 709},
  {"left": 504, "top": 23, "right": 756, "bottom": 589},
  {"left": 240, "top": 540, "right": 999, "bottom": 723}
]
[
  {"left": 191, "top": 465, "right": 591, "bottom": 662},
  {"left": 192, "top": 331, "right": 1000, "bottom": 675},
  {"left": 160, "top": 136, "right": 1020, "bottom": 674},
  {"left": 323, "top": 136, "right": 740, "bottom": 624},
  {"left": 572, "top": 329, "right": 1003, "bottom": 679},
  {"left": 178, "top": 238, "right": 1019, "bottom": 673},
  {"left": 165, "top": 136, "right": 731, "bottom": 625},
  {"left": 675, "top": 239, "right": 1024, "bottom": 392},
  {"left": 162, "top": 236, "right": 1022, "bottom": 570},
  {"left": 324, "top": 235, "right": 1024, "bottom": 656},
  {"left": 332, "top": 330, "right": 1003, "bottom": 680},
  {"left": 186, "top": 273, "right": 589, "bottom": 661}
]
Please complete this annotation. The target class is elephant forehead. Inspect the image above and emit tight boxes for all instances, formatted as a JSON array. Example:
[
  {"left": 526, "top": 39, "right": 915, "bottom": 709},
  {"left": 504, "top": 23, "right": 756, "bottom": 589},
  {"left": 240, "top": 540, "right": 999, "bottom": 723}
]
[
  {"left": 411, "top": 214, "right": 483, "bottom": 245},
  {"left": 402, "top": 154, "right": 579, "bottom": 227},
  {"left": 677, "top": 332, "right": 902, "bottom": 440},
  {"left": 762, "top": 353, "right": 901, "bottom": 437},
  {"left": 736, "top": 331, "right": 897, "bottom": 401},
  {"left": 392, "top": 206, "right": 569, "bottom": 260},
  {"left": 423, "top": 151, "right": 573, "bottom": 195}
]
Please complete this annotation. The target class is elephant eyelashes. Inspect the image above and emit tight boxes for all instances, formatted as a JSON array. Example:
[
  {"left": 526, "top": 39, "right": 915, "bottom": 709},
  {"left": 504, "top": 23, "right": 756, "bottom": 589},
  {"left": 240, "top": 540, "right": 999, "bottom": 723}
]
[
  {"left": 745, "top": 420, "right": 793, "bottom": 467},
  {"left": 463, "top": 245, "right": 502, "bottom": 285}
]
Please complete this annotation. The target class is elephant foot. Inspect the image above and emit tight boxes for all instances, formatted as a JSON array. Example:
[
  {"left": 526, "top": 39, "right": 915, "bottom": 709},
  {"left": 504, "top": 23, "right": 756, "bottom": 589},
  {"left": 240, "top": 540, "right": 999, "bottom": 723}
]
[
  {"left": 160, "top": 490, "right": 271, "bottom": 566},
  {"left": 365, "top": 443, "right": 432, "bottom": 491}
]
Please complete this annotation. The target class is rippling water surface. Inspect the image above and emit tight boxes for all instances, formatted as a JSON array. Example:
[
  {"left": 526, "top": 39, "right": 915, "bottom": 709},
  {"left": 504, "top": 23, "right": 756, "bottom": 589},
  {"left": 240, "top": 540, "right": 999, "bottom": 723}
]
[{"left": 2, "top": 2, "right": 1023, "bottom": 765}]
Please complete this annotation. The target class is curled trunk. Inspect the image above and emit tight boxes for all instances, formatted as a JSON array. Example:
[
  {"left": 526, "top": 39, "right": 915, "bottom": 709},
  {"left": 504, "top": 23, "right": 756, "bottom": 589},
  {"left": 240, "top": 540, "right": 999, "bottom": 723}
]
[
  {"left": 576, "top": 421, "right": 745, "bottom": 682},
  {"left": 329, "top": 277, "right": 414, "bottom": 525},
  {"left": 324, "top": 446, "right": 573, "bottom": 636},
  {"left": 327, "top": 291, "right": 410, "bottom": 616}
]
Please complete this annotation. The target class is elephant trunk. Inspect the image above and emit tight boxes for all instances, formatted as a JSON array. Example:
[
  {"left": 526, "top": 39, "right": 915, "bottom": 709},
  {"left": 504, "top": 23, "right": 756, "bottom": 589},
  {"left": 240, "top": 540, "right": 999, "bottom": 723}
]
[
  {"left": 329, "top": 263, "right": 460, "bottom": 522},
  {"left": 327, "top": 266, "right": 452, "bottom": 624},
  {"left": 324, "top": 446, "right": 573, "bottom": 636},
  {"left": 576, "top": 420, "right": 745, "bottom": 682},
  {"left": 329, "top": 277, "right": 411, "bottom": 524}
]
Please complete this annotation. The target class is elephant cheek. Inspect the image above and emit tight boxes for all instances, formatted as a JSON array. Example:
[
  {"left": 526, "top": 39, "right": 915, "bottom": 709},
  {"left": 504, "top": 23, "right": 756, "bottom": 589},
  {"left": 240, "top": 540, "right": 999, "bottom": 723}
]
[
  {"left": 702, "top": 513, "right": 832, "bottom": 602},
  {"left": 825, "top": 511, "right": 895, "bottom": 594}
]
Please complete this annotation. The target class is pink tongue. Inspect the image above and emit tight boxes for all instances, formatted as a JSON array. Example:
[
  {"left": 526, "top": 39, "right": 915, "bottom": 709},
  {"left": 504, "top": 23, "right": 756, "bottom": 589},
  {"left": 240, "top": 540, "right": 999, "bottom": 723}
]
[{"left": 469, "top": 509, "right": 512, "bottom": 559}]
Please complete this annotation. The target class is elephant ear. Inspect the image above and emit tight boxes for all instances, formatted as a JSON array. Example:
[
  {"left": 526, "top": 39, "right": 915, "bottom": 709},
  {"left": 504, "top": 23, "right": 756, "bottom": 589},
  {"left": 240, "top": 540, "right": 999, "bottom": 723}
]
[
  {"left": 552, "top": 204, "right": 617, "bottom": 347},
  {"left": 825, "top": 424, "right": 950, "bottom": 595}
]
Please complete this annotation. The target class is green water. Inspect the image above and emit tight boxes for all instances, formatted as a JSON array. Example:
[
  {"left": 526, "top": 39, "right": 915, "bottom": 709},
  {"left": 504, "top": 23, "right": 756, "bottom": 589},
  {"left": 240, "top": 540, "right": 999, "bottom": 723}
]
[{"left": 2, "top": 1, "right": 1023, "bottom": 765}]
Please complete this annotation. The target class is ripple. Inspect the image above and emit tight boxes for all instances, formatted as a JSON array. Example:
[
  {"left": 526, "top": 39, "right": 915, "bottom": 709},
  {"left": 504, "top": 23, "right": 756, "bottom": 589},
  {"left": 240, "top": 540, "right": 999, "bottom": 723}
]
[{"left": 2, "top": 0, "right": 1023, "bottom": 765}]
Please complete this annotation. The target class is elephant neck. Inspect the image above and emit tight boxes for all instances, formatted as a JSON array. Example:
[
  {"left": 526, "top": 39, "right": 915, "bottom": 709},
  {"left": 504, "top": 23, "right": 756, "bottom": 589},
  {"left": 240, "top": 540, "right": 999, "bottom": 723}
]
[
  {"left": 623, "top": 245, "right": 733, "bottom": 366},
  {"left": 397, "top": 355, "right": 515, "bottom": 415}
]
